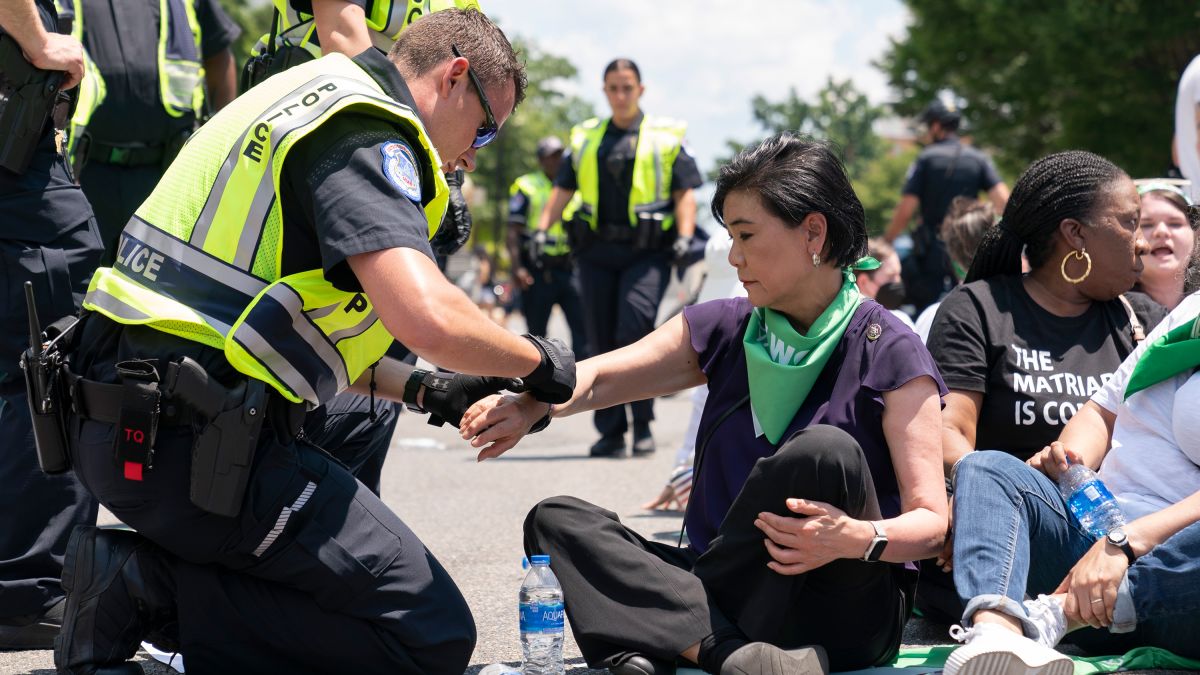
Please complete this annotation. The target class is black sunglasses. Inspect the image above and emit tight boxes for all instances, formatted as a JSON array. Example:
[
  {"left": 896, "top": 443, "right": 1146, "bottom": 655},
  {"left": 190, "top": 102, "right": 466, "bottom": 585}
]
[{"left": 451, "top": 44, "right": 498, "bottom": 149}]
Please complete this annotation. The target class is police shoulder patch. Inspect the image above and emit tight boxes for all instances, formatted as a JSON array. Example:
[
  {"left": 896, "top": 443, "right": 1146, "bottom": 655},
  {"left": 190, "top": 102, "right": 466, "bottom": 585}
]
[{"left": 381, "top": 140, "right": 422, "bottom": 202}]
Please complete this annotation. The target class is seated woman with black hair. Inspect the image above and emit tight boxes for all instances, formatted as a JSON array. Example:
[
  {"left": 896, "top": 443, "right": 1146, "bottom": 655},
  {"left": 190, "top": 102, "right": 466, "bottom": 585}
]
[{"left": 458, "top": 133, "right": 948, "bottom": 675}]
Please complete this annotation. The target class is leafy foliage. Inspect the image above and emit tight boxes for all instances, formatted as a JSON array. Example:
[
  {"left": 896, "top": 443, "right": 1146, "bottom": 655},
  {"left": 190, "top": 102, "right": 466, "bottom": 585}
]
[{"left": 879, "top": 0, "right": 1200, "bottom": 178}]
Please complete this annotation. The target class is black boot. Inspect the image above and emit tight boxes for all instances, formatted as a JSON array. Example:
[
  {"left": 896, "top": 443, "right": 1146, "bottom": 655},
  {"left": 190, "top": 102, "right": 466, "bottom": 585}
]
[
  {"left": 602, "top": 651, "right": 676, "bottom": 675},
  {"left": 589, "top": 433, "right": 627, "bottom": 458},
  {"left": 54, "top": 526, "right": 176, "bottom": 675},
  {"left": 632, "top": 423, "right": 656, "bottom": 456}
]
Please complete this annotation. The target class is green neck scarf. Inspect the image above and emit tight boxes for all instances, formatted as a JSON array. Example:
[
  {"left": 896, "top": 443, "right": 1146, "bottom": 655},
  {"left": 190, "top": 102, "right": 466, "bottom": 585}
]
[
  {"left": 1125, "top": 313, "right": 1200, "bottom": 399},
  {"left": 742, "top": 264, "right": 869, "bottom": 443}
]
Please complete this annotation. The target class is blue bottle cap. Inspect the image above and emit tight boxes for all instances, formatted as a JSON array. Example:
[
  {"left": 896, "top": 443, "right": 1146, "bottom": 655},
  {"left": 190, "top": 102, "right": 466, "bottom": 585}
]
[{"left": 531, "top": 554, "right": 550, "bottom": 565}]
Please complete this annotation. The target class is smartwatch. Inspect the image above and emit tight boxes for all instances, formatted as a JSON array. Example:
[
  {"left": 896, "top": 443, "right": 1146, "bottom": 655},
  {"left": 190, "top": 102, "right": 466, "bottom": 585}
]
[
  {"left": 862, "top": 521, "right": 888, "bottom": 562},
  {"left": 1105, "top": 528, "right": 1137, "bottom": 565}
]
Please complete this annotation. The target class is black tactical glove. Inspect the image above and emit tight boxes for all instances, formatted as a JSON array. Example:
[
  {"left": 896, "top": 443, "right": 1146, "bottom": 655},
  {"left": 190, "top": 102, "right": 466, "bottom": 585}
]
[
  {"left": 525, "top": 230, "right": 548, "bottom": 270},
  {"left": 430, "top": 170, "right": 473, "bottom": 256},
  {"left": 671, "top": 235, "right": 693, "bottom": 265},
  {"left": 518, "top": 334, "right": 576, "bottom": 403},
  {"left": 407, "top": 370, "right": 518, "bottom": 427}
]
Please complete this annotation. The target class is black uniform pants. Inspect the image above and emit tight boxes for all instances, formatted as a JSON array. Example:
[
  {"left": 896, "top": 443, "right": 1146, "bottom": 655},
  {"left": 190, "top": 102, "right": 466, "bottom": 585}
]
[
  {"left": 303, "top": 394, "right": 401, "bottom": 496},
  {"left": 520, "top": 264, "right": 588, "bottom": 358},
  {"left": 0, "top": 217, "right": 103, "bottom": 624},
  {"left": 71, "top": 394, "right": 474, "bottom": 674},
  {"left": 576, "top": 242, "right": 670, "bottom": 437},
  {"left": 79, "top": 162, "right": 163, "bottom": 265},
  {"left": 523, "top": 425, "right": 911, "bottom": 672}
]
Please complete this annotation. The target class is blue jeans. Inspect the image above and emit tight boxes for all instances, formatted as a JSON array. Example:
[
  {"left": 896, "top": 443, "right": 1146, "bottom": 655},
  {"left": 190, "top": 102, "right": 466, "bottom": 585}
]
[{"left": 952, "top": 451, "right": 1200, "bottom": 658}]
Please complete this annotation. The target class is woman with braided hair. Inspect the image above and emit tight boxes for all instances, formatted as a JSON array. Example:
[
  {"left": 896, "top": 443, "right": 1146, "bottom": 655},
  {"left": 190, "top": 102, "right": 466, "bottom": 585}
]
[{"left": 917, "top": 151, "right": 1168, "bottom": 626}]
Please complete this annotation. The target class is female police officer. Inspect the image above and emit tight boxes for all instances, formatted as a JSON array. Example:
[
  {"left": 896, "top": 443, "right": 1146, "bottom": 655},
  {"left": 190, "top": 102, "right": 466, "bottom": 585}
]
[{"left": 537, "top": 58, "right": 703, "bottom": 458}]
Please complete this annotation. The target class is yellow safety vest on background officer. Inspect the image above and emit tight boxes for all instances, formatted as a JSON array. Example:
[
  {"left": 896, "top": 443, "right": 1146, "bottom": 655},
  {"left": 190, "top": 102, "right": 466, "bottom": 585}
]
[
  {"left": 563, "top": 115, "right": 686, "bottom": 233},
  {"left": 62, "top": 0, "right": 204, "bottom": 170},
  {"left": 84, "top": 53, "right": 447, "bottom": 407},
  {"left": 512, "top": 171, "right": 571, "bottom": 258}
]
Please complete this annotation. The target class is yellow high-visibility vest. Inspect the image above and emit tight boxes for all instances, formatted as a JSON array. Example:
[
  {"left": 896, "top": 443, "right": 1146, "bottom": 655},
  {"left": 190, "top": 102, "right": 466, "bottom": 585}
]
[{"left": 83, "top": 53, "right": 447, "bottom": 407}]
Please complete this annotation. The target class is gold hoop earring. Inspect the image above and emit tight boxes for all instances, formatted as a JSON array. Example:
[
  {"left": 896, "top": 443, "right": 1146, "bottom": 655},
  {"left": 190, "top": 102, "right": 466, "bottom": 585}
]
[
  {"left": 811, "top": 252, "right": 821, "bottom": 268},
  {"left": 1060, "top": 248, "right": 1092, "bottom": 284}
]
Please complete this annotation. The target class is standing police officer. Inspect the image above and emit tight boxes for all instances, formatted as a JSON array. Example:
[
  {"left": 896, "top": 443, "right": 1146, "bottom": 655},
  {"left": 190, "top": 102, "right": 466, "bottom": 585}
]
[
  {"left": 535, "top": 58, "right": 702, "bottom": 458},
  {"left": 506, "top": 136, "right": 588, "bottom": 357},
  {"left": 52, "top": 10, "right": 574, "bottom": 674},
  {"left": 71, "top": 0, "right": 240, "bottom": 262},
  {"left": 0, "top": 0, "right": 104, "bottom": 650},
  {"left": 884, "top": 99, "right": 1009, "bottom": 311}
]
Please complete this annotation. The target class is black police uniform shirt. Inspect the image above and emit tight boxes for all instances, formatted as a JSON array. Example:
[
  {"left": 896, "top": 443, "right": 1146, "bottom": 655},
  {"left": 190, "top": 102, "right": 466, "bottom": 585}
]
[
  {"left": 555, "top": 112, "right": 703, "bottom": 229},
  {"left": 0, "top": 0, "right": 94, "bottom": 229},
  {"left": 927, "top": 276, "right": 1164, "bottom": 461},
  {"left": 901, "top": 134, "right": 1001, "bottom": 232},
  {"left": 80, "top": 0, "right": 241, "bottom": 145},
  {"left": 75, "top": 48, "right": 438, "bottom": 389}
]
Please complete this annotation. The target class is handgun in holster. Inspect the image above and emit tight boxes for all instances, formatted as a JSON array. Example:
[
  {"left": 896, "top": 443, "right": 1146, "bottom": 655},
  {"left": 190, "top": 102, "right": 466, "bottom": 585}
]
[
  {"left": 19, "top": 282, "right": 79, "bottom": 474},
  {"left": 166, "top": 358, "right": 267, "bottom": 518},
  {"left": 0, "top": 33, "right": 66, "bottom": 174}
]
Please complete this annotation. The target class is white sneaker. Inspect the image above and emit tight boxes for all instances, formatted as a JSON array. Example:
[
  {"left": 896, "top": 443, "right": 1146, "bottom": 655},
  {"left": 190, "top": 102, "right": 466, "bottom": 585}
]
[
  {"left": 1023, "top": 594, "right": 1067, "bottom": 648},
  {"left": 944, "top": 623, "right": 1073, "bottom": 675}
]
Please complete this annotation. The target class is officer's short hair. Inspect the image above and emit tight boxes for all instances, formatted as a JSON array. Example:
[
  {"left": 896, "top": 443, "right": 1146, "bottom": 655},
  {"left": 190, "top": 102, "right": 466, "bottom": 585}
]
[
  {"left": 389, "top": 8, "right": 527, "bottom": 108},
  {"left": 711, "top": 132, "right": 867, "bottom": 268}
]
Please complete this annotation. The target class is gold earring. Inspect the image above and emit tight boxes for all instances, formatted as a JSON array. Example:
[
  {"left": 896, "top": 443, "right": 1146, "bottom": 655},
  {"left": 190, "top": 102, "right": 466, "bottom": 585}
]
[
  {"left": 811, "top": 252, "right": 821, "bottom": 268},
  {"left": 1060, "top": 248, "right": 1092, "bottom": 284}
]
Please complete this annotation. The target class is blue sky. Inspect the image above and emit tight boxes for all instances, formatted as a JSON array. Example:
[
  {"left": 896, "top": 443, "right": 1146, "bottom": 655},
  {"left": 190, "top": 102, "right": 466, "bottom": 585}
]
[{"left": 484, "top": 0, "right": 910, "bottom": 174}]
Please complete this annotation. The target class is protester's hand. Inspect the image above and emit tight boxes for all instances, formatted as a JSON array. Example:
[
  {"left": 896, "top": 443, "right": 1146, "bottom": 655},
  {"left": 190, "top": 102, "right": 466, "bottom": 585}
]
[
  {"left": 936, "top": 495, "right": 954, "bottom": 572},
  {"left": 519, "top": 335, "right": 576, "bottom": 403},
  {"left": 514, "top": 266, "right": 535, "bottom": 290},
  {"left": 1054, "top": 538, "right": 1128, "bottom": 629},
  {"left": 420, "top": 373, "right": 519, "bottom": 427},
  {"left": 754, "top": 498, "right": 865, "bottom": 575},
  {"left": 24, "top": 33, "right": 84, "bottom": 89},
  {"left": 460, "top": 392, "right": 549, "bottom": 460},
  {"left": 1027, "top": 441, "right": 1078, "bottom": 482}
]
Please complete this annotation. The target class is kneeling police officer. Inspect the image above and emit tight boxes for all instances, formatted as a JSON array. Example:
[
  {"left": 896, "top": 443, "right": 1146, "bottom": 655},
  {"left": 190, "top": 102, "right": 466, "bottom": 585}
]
[{"left": 48, "top": 9, "right": 572, "bottom": 674}]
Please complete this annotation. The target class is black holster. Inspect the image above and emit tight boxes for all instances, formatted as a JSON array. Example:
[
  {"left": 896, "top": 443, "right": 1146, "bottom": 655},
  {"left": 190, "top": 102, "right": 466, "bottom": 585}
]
[
  {"left": 0, "top": 33, "right": 65, "bottom": 174},
  {"left": 20, "top": 315, "right": 79, "bottom": 474},
  {"left": 167, "top": 358, "right": 268, "bottom": 518}
]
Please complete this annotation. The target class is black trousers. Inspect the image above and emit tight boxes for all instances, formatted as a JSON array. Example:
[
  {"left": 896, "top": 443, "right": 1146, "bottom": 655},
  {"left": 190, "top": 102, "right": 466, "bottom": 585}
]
[
  {"left": 303, "top": 394, "right": 401, "bottom": 496},
  {"left": 71, "top": 392, "right": 474, "bottom": 674},
  {"left": 524, "top": 425, "right": 911, "bottom": 672},
  {"left": 575, "top": 242, "right": 670, "bottom": 437},
  {"left": 78, "top": 161, "right": 163, "bottom": 265},
  {"left": 0, "top": 216, "right": 103, "bottom": 624},
  {"left": 520, "top": 264, "right": 588, "bottom": 359}
]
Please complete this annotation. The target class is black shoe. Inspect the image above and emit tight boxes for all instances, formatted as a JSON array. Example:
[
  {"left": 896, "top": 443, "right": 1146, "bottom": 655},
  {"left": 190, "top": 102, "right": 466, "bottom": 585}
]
[
  {"left": 720, "top": 643, "right": 829, "bottom": 675},
  {"left": 604, "top": 652, "right": 676, "bottom": 675},
  {"left": 55, "top": 526, "right": 176, "bottom": 675},
  {"left": 589, "top": 434, "right": 627, "bottom": 458},
  {"left": 632, "top": 424, "right": 656, "bottom": 456},
  {"left": 0, "top": 600, "right": 64, "bottom": 650}
]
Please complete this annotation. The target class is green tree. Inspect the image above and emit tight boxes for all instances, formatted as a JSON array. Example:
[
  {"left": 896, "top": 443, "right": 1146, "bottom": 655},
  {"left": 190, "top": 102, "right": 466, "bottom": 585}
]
[
  {"left": 218, "top": 0, "right": 275, "bottom": 68},
  {"left": 879, "top": 0, "right": 1200, "bottom": 178},
  {"left": 852, "top": 147, "right": 918, "bottom": 238},
  {"left": 714, "top": 77, "right": 886, "bottom": 180},
  {"left": 470, "top": 36, "right": 594, "bottom": 256}
]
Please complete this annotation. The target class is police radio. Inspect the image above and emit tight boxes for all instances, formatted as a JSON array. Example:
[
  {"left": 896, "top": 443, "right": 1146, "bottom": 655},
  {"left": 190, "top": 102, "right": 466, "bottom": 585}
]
[{"left": 19, "top": 281, "right": 77, "bottom": 474}]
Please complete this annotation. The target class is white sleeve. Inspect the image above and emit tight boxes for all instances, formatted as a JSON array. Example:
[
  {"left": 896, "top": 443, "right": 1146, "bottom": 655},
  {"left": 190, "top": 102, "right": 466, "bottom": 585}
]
[{"left": 1093, "top": 292, "right": 1200, "bottom": 412}]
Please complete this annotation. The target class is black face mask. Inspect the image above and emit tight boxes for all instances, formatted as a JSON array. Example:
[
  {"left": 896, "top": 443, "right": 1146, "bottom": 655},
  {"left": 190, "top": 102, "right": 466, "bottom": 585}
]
[
  {"left": 875, "top": 281, "right": 906, "bottom": 310},
  {"left": 430, "top": 170, "right": 472, "bottom": 256}
]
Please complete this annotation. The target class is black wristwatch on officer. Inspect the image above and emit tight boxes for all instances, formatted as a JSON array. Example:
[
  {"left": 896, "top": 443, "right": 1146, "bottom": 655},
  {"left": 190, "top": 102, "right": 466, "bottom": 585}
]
[
  {"left": 862, "top": 521, "right": 888, "bottom": 562},
  {"left": 1105, "top": 528, "right": 1137, "bottom": 565}
]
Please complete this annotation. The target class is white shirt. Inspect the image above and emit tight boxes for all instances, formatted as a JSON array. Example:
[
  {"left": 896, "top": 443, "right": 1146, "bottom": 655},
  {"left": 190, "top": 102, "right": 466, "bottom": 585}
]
[
  {"left": 1174, "top": 55, "right": 1200, "bottom": 203},
  {"left": 1094, "top": 291, "right": 1200, "bottom": 520},
  {"left": 914, "top": 301, "right": 940, "bottom": 343}
]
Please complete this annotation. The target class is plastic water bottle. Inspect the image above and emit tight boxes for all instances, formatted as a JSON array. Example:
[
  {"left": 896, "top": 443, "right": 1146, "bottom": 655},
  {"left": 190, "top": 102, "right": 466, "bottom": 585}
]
[
  {"left": 519, "top": 554, "right": 564, "bottom": 675},
  {"left": 1057, "top": 461, "right": 1126, "bottom": 538}
]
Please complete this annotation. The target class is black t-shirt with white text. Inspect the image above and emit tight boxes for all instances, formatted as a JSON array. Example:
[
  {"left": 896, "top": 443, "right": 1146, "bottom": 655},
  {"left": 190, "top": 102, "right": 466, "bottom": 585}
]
[{"left": 927, "top": 276, "right": 1164, "bottom": 460}]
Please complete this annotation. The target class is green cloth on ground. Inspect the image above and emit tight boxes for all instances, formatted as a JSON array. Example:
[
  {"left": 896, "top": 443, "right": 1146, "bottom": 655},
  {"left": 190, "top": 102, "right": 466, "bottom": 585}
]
[{"left": 872, "top": 645, "right": 1200, "bottom": 674}]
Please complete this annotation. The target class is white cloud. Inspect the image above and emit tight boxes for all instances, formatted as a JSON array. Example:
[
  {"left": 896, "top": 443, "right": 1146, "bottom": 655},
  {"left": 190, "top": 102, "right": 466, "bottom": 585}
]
[{"left": 485, "top": 0, "right": 910, "bottom": 173}]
